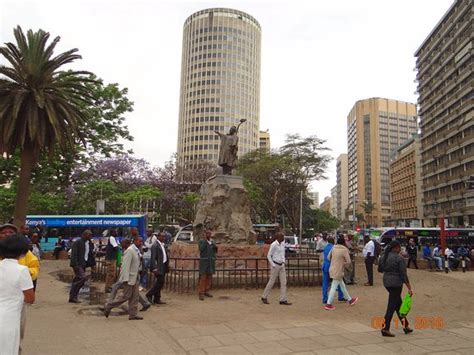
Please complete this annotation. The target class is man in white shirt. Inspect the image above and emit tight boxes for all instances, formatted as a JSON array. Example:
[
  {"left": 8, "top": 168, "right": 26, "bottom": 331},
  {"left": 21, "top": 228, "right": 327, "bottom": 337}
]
[
  {"left": 146, "top": 232, "right": 169, "bottom": 305},
  {"left": 362, "top": 235, "right": 375, "bottom": 286},
  {"left": 261, "top": 232, "right": 292, "bottom": 305}
]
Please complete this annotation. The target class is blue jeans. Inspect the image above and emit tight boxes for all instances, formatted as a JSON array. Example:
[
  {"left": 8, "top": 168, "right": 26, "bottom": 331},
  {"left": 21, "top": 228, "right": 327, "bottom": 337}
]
[
  {"left": 322, "top": 269, "right": 344, "bottom": 303},
  {"left": 140, "top": 258, "right": 151, "bottom": 288}
]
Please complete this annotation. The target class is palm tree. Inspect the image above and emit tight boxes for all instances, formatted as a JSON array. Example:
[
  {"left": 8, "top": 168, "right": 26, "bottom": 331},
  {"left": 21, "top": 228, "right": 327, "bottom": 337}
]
[
  {"left": 361, "top": 200, "right": 376, "bottom": 226},
  {"left": 0, "top": 26, "right": 95, "bottom": 227}
]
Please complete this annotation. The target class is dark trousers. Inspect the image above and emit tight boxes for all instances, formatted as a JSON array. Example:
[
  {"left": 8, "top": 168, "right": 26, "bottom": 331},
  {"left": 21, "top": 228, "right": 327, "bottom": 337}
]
[
  {"left": 69, "top": 266, "right": 88, "bottom": 301},
  {"left": 407, "top": 256, "right": 418, "bottom": 269},
  {"left": 383, "top": 286, "right": 409, "bottom": 331},
  {"left": 365, "top": 256, "right": 375, "bottom": 285},
  {"left": 146, "top": 273, "right": 165, "bottom": 302}
]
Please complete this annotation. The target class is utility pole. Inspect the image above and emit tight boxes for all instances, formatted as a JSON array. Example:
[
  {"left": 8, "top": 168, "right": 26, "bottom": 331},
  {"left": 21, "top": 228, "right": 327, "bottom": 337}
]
[{"left": 299, "top": 190, "right": 303, "bottom": 241}]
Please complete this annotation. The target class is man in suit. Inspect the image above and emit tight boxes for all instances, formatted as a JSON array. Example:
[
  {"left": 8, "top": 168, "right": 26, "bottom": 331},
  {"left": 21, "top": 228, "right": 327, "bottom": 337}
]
[
  {"left": 198, "top": 229, "right": 218, "bottom": 301},
  {"left": 69, "top": 230, "right": 96, "bottom": 303},
  {"left": 104, "top": 236, "right": 143, "bottom": 320},
  {"left": 146, "top": 232, "right": 169, "bottom": 305}
]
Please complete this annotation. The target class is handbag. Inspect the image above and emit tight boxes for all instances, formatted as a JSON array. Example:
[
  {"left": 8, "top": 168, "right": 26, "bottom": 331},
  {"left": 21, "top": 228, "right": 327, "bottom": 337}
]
[{"left": 399, "top": 293, "right": 412, "bottom": 317}]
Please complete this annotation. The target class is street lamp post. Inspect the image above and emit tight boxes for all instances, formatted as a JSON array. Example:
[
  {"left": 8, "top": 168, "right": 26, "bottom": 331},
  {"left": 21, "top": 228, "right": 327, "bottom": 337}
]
[{"left": 299, "top": 190, "right": 303, "bottom": 242}]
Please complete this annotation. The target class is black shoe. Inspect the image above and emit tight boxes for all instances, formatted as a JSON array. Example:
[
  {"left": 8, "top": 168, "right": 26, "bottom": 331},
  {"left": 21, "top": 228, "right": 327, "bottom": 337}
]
[
  {"left": 104, "top": 309, "right": 111, "bottom": 318},
  {"left": 105, "top": 288, "right": 112, "bottom": 293},
  {"left": 146, "top": 295, "right": 153, "bottom": 304},
  {"left": 155, "top": 301, "right": 167, "bottom": 305},
  {"left": 204, "top": 293, "right": 213, "bottom": 298},
  {"left": 279, "top": 301, "right": 292, "bottom": 306},
  {"left": 381, "top": 329, "right": 395, "bottom": 337},
  {"left": 403, "top": 327, "right": 413, "bottom": 334},
  {"left": 199, "top": 294, "right": 205, "bottom": 301},
  {"left": 261, "top": 297, "right": 269, "bottom": 304},
  {"left": 129, "top": 316, "right": 143, "bottom": 320},
  {"left": 140, "top": 304, "right": 151, "bottom": 312},
  {"left": 68, "top": 299, "right": 81, "bottom": 304}
]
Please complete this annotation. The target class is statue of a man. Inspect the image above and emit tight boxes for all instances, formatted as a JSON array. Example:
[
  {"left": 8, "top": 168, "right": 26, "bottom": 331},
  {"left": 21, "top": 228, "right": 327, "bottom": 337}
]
[{"left": 214, "top": 119, "right": 246, "bottom": 175}]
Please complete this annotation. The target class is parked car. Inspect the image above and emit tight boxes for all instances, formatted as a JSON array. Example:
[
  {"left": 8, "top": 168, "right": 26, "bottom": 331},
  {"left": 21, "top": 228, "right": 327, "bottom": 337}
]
[
  {"left": 173, "top": 224, "right": 194, "bottom": 243},
  {"left": 284, "top": 235, "right": 300, "bottom": 254}
]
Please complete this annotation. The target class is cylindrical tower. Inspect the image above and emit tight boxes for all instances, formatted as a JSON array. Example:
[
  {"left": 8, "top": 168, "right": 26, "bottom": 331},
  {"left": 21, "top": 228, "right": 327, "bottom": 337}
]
[{"left": 177, "top": 8, "right": 261, "bottom": 171}]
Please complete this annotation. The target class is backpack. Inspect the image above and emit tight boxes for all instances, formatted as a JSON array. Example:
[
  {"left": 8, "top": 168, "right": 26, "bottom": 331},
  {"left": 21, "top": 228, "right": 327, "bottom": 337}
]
[
  {"left": 373, "top": 240, "right": 381, "bottom": 258},
  {"left": 377, "top": 255, "right": 385, "bottom": 273}
]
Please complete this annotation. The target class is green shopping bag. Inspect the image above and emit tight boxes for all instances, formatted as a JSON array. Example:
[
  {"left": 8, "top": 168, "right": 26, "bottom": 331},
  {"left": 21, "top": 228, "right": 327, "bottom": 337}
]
[{"left": 399, "top": 294, "right": 412, "bottom": 318}]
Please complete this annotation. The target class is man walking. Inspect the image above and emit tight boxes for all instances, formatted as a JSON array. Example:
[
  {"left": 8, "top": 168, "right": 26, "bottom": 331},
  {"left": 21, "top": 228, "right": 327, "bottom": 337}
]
[
  {"left": 69, "top": 230, "right": 95, "bottom": 303},
  {"left": 407, "top": 239, "right": 418, "bottom": 269},
  {"left": 146, "top": 232, "right": 169, "bottom": 305},
  {"left": 261, "top": 232, "right": 292, "bottom": 305},
  {"left": 104, "top": 236, "right": 144, "bottom": 320},
  {"left": 363, "top": 235, "right": 375, "bottom": 286},
  {"left": 198, "top": 229, "right": 217, "bottom": 301},
  {"left": 104, "top": 228, "right": 119, "bottom": 293},
  {"left": 322, "top": 236, "right": 345, "bottom": 304}
]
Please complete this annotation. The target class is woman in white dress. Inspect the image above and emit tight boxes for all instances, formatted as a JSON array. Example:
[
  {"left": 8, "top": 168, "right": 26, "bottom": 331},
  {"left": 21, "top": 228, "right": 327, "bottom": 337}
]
[{"left": 0, "top": 234, "right": 35, "bottom": 355}]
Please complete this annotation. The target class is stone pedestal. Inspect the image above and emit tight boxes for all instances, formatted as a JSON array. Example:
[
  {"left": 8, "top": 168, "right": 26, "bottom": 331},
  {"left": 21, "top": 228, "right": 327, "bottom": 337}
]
[
  {"left": 194, "top": 175, "right": 256, "bottom": 244},
  {"left": 170, "top": 242, "right": 269, "bottom": 270}
]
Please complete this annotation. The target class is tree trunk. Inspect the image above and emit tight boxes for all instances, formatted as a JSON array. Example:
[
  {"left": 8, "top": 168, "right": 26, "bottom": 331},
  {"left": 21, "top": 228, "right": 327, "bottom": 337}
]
[{"left": 13, "top": 146, "right": 37, "bottom": 228}]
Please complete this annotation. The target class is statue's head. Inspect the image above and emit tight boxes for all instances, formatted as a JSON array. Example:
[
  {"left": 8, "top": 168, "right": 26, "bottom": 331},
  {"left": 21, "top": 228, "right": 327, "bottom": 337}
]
[{"left": 229, "top": 126, "right": 237, "bottom": 135}]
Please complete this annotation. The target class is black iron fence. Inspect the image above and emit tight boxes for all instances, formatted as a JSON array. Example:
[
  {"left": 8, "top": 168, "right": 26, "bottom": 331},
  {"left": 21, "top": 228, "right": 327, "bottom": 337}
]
[{"left": 92, "top": 255, "right": 321, "bottom": 293}]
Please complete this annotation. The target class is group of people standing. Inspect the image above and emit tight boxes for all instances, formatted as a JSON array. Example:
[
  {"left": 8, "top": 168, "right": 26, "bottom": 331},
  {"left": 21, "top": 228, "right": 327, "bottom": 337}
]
[{"left": 0, "top": 223, "right": 40, "bottom": 355}]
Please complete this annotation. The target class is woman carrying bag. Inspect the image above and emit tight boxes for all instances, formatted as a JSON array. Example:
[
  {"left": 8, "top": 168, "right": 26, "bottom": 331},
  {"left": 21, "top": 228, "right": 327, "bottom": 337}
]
[{"left": 379, "top": 240, "right": 413, "bottom": 337}]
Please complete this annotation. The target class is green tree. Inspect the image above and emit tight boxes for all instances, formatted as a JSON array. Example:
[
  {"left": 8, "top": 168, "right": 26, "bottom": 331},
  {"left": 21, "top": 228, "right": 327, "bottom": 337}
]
[
  {"left": 0, "top": 26, "right": 95, "bottom": 226},
  {"left": 361, "top": 200, "right": 376, "bottom": 226}
]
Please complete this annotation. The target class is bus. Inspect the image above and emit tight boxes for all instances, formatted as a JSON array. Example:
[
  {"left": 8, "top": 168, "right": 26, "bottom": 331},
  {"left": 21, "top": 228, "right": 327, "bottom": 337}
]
[
  {"left": 26, "top": 215, "right": 147, "bottom": 251},
  {"left": 377, "top": 227, "right": 474, "bottom": 248}
]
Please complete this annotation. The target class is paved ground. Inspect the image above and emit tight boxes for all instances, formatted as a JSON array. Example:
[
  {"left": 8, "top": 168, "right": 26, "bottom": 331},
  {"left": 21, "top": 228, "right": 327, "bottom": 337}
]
[{"left": 22, "top": 260, "right": 474, "bottom": 354}]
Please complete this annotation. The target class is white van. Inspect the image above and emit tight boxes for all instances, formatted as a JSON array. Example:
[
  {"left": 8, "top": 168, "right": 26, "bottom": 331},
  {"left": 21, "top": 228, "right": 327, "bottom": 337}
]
[
  {"left": 173, "top": 224, "right": 194, "bottom": 243},
  {"left": 284, "top": 235, "right": 300, "bottom": 254}
]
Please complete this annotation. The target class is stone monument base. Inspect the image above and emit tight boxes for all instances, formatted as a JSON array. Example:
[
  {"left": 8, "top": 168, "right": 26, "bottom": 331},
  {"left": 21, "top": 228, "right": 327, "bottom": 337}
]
[
  {"left": 193, "top": 175, "right": 256, "bottom": 244},
  {"left": 170, "top": 242, "right": 270, "bottom": 270}
]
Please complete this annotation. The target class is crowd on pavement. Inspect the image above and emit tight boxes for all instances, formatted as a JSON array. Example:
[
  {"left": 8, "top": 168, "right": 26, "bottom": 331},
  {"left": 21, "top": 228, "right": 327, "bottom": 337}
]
[{"left": 2, "top": 221, "right": 474, "bottom": 354}]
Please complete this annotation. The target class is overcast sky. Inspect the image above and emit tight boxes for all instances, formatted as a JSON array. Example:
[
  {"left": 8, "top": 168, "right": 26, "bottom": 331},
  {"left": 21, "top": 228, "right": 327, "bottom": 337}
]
[{"left": 1, "top": 0, "right": 453, "bottom": 200}]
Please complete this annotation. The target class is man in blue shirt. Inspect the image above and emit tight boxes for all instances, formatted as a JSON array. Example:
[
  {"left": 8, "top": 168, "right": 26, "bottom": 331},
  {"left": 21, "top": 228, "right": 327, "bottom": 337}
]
[
  {"left": 422, "top": 243, "right": 434, "bottom": 270},
  {"left": 322, "top": 236, "right": 344, "bottom": 303}
]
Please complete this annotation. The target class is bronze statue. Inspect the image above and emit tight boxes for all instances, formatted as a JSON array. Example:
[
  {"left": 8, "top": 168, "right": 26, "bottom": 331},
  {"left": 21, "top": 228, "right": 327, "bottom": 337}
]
[{"left": 214, "top": 119, "right": 247, "bottom": 175}]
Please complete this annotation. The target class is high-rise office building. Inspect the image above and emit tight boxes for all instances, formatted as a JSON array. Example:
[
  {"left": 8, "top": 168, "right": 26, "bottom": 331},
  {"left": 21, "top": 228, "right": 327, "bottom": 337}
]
[
  {"left": 347, "top": 98, "right": 418, "bottom": 226},
  {"left": 336, "top": 154, "right": 349, "bottom": 221},
  {"left": 320, "top": 196, "right": 332, "bottom": 214},
  {"left": 259, "top": 129, "right": 270, "bottom": 152},
  {"left": 177, "top": 8, "right": 262, "bottom": 170},
  {"left": 390, "top": 136, "right": 423, "bottom": 226},
  {"left": 309, "top": 191, "right": 320, "bottom": 209},
  {"left": 415, "top": 0, "right": 473, "bottom": 227},
  {"left": 330, "top": 186, "right": 338, "bottom": 218}
]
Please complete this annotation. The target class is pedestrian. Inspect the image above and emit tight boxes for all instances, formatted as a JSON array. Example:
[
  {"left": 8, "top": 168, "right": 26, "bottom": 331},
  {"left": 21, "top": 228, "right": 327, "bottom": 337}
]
[
  {"left": 432, "top": 244, "right": 443, "bottom": 270},
  {"left": 322, "top": 236, "right": 345, "bottom": 304},
  {"left": 146, "top": 232, "right": 169, "bottom": 305},
  {"left": 68, "top": 230, "right": 96, "bottom": 303},
  {"left": 407, "top": 239, "right": 418, "bottom": 269},
  {"left": 30, "top": 232, "right": 43, "bottom": 261},
  {"left": 106, "top": 238, "right": 150, "bottom": 313},
  {"left": 379, "top": 240, "right": 413, "bottom": 337},
  {"left": 324, "top": 235, "right": 358, "bottom": 311},
  {"left": 198, "top": 229, "right": 218, "bottom": 301},
  {"left": 422, "top": 243, "right": 434, "bottom": 270},
  {"left": 52, "top": 237, "right": 66, "bottom": 259},
  {"left": 140, "top": 227, "right": 157, "bottom": 289},
  {"left": 104, "top": 236, "right": 144, "bottom": 320},
  {"left": 363, "top": 235, "right": 375, "bottom": 286},
  {"left": 0, "top": 235, "right": 35, "bottom": 355},
  {"left": 104, "top": 228, "right": 119, "bottom": 293},
  {"left": 316, "top": 233, "right": 328, "bottom": 252},
  {"left": 261, "top": 232, "right": 292, "bottom": 305}
]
